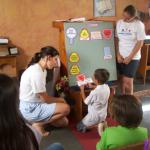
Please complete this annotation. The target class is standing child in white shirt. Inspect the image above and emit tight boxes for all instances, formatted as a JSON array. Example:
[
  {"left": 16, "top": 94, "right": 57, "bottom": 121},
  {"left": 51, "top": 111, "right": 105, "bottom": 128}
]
[
  {"left": 116, "top": 5, "right": 146, "bottom": 94},
  {"left": 77, "top": 69, "right": 110, "bottom": 133}
]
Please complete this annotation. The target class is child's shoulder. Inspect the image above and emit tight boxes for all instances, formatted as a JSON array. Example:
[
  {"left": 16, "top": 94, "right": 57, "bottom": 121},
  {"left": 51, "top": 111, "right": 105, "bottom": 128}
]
[
  {"left": 136, "top": 127, "right": 148, "bottom": 134},
  {"left": 102, "top": 126, "right": 120, "bottom": 136},
  {"left": 90, "top": 84, "right": 109, "bottom": 95},
  {"left": 105, "top": 126, "right": 148, "bottom": 135},
  {"left": 105, "top": 126, "right": 120, "bottom": 132},
  {"left": 96, "top": 84, "right": 110, "bottom": 92},
  {"left": 96, "top": 84, "right": 109, "bottom": 89},
  {"left": 104, "top": 126, "right": 131, "bottom": 134}
]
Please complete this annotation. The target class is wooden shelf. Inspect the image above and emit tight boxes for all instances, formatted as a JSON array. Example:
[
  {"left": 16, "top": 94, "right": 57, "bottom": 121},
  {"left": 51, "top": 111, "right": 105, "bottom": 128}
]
[
  {"left": 138, "top": 43, "right": 150, "bottom": 84},
  {"left": 0, "top": 55, "right": 18, "bottom": 58}
]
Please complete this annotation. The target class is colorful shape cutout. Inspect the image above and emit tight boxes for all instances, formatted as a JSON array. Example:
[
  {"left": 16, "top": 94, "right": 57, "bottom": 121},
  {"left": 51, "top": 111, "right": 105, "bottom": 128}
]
[
  {"left": 70, "top": 65, "right": 80, "bottom": 75},
  {"left": 104, "top": 46, "right": 112, "bottom": 60},
  {"left": 80, "top": 28, "right": 90, "bottom": 40},
  {"left": 88, "top": 23, "right": 98, "bottom": 27},
  {"left": 77, "top": 77, "right": 93, "bottom": 86},
  {"left": 69, "top": 52, "right": 80, "bottom": 63},
  {"left": 66, "top": 27, "right": 77, "bottom": 44},
  {"left": 102, "top": 29, "right": 112, "bottom": 40},
  {"left": 76, "top": 74, "right": 86, "bottom": 81},
  {"left": 91, "top": 31, "right": 102, "bottom": 40}
]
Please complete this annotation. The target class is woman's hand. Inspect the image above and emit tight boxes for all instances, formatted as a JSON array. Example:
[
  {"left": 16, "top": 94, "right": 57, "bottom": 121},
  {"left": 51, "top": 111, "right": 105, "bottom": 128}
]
[
  {"left": 117, "top": 53, "right": 124, "bottom": 63},
  {"left": 123, "top": 55, "right": 132, "bottom": 65},
  {"left": 38, "top": 92, "right": 67, "bottom": 104}
]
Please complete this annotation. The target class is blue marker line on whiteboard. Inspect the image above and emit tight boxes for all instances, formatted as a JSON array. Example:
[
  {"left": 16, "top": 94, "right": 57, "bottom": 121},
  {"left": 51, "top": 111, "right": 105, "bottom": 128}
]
[{"left": 66, "top": 27, "right": 77, "bottom": 45}]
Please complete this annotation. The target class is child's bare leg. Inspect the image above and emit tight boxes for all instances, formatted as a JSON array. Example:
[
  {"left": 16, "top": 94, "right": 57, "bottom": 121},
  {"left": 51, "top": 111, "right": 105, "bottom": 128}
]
[
  {"left": 51, "top": 117, "right": 69, "bottom": 127},
  {"left": 86, "top": 121, "right": 107, "bottom": 129},
  {"left": 97, "top": 121, "right": 108, "bottom": 136}
]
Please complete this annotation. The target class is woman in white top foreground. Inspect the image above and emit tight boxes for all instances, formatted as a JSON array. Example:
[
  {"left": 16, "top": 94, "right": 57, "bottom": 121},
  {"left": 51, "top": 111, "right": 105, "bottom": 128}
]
[
  {"left": 19, "top": 46, "right": 70, "bottom": 136},
  {"left": 116, "top": 5, "right": 146, "bottom": 94}
]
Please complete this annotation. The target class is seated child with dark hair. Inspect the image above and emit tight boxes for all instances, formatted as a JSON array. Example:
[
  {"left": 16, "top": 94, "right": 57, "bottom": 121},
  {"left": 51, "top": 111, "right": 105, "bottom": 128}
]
[
  {"left": 96, "top": 95, "right": 148, "bottom": 150},
  {"left": 77, "top": 69, "right": 110, "bottom": 132}
]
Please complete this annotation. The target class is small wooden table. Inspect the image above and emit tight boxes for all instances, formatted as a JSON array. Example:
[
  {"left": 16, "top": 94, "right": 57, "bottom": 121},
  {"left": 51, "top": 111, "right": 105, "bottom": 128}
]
[
  {"left": 69, "top": 86, "right": 116, "bottom": 122},
  {"left": 138, "top": 43, "right": 150, "bottom": 84}
]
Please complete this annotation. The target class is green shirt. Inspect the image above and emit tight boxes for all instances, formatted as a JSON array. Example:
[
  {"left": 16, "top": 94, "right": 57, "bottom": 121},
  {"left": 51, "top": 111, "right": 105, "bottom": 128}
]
[{"left": 96, "top": 126, "right": 148, "bottom": 150}]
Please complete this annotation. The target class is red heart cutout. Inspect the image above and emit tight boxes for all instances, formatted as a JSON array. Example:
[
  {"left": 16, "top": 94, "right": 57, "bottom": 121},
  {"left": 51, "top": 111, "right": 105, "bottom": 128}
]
[
  {"left": 102, "top": 29, "right": 112, "bottom": 40},
  {"left": 76, "top": 74, "right": 86, "bottom": 81}
]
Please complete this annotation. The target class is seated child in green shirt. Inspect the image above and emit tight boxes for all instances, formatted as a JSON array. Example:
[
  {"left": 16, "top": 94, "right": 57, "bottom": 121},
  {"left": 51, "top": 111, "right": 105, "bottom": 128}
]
[{"left": 96, "top": 95, "right": 148, "bottom": 150}]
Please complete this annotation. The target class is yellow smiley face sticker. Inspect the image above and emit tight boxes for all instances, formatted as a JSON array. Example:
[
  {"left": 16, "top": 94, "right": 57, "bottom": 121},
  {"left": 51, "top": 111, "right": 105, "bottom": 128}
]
[
  {"left": 69, "top": 52, "right": 80, "bottom": 63},
  {"left": 80, "top": 28, "right": 90, "bottom": 40}
]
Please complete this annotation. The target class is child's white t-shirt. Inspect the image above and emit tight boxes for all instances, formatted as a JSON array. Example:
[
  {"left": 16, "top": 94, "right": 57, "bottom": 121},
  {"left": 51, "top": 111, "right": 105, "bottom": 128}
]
[
  {"left": 20, "top": 63, "right": 47, "bottom": 102},
  {"left": 84, "top": 84, "right": 110, "bottom": 119},
  {"left": 116, "top": 19, "right": 146, "bottom": 60}
]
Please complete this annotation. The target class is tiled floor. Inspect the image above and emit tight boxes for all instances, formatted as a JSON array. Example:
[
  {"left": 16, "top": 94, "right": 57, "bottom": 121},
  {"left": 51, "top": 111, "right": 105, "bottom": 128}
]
[{"left": 39, "top": 127, "right": 83, "bottom": 150}]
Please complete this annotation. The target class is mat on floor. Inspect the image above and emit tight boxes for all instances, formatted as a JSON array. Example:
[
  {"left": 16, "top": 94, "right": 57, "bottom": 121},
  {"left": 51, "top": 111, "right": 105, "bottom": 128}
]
[{"left": 69, "top": 117, "right": 118, "bottom": 150}]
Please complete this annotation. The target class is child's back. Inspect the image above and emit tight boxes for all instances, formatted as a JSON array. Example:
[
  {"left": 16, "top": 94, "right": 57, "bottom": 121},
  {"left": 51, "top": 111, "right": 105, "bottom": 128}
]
[
  {"left": 86, "top": 84, "right": 110, "bottom": 121},
  {"left": 97, "top": 125, "right": 147, "bottom": 150}
]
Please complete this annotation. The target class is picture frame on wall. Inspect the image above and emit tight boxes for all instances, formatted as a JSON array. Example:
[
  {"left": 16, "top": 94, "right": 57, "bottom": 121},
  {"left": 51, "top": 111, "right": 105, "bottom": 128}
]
[
  {"left": 94, "top": 0, "right": 116, "bottom": 17},
  {"left": 9, "top": 47, "right": 18, "bottom": 55}
]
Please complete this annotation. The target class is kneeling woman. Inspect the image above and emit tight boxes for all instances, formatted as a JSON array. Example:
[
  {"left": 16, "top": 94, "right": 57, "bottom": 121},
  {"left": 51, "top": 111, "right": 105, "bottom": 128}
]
[{"left": 19, "top": 46, "right": 70, "bottom": 136}]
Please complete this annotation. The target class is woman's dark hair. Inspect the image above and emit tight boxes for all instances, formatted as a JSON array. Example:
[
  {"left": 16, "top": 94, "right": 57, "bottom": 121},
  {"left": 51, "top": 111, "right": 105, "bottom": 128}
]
[
  {"left": 0, "top": 74, "right": 39, "bottom": 150},
  {"left": 110, "top": 95, "right": 143, "bottom": 128},
  {"left": 124, "top": 5, "right": 137, "bottom": 17},
  {"left": 28, "top": 46, "right": 59, "bottom": 67},
  {"left": 94, "top": 69, "right": 109, "bottom": 84}
]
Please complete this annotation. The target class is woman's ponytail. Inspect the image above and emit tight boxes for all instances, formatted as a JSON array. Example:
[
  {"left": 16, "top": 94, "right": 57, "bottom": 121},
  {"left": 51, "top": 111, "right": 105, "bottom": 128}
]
[
  {"left": 28, "top": 46, "right": 59, "bottom": 67},
  {"left": 28, "top": 52, "right": 42, "bottom": 67}
]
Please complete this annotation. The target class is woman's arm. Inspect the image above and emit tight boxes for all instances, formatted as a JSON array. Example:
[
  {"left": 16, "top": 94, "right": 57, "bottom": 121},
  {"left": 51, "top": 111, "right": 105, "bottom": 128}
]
[
  {"left": 130, "top": 40, "right": 144, "bottom": 57},
  {"left": 123, "top": 40, "right": 144, "bottom": 64},
  {"left": 115, "top": 37, "right": 124, "bottom": 63},
  {"left": 115, "top": 21, "right": 124, "bottom": 63},
  {"left": 38, "top": 92, "right": 65, "bottom": 104}
]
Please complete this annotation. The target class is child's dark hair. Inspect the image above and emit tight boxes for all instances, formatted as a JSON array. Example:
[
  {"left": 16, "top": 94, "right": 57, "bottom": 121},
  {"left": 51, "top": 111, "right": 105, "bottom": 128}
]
[
  {"left": 94, "top": 69, "right": 109, "bottom": 84},
  {"left": 124, "top": 5, "right": 137, "bottom": 18},
  {"left": 110, "top": 95, "right": 143, "bottom": 128},
  {"left": 28, "top": 46, "right": 59, "bottom": 67}
]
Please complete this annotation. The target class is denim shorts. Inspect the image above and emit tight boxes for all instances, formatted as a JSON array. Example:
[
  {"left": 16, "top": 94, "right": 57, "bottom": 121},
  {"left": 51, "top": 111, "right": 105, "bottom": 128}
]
[
  {"left": 117, "top": 60, "right": 140, "bottom": 78},
  {"left": 19, "top": 100, "right": 56, "bottom": 123}
]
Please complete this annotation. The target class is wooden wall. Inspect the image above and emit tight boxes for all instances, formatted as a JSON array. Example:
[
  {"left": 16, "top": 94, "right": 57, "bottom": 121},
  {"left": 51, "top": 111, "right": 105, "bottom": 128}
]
[{"left": 0, "top": 0, "right": 148, "bottom": 70}]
